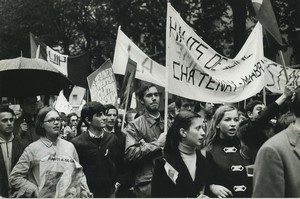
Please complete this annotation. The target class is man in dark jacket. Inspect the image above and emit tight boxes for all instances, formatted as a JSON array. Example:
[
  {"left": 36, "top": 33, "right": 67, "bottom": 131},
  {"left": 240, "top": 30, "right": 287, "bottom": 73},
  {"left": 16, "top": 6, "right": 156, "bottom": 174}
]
[
  {"left": 104, "top": 104, "right": 135, "bottom": 197},
  {"left": 13, "top": 96, "right": 39, "bottom": 145},
  {"left": 239, "top": 86, "right": 293, "bottom": 164},
  {"left": 70, "top": 102, "right": 118, "bottom": 198},
  {"left": 0, "top": 106, "right": 27, "bottom": 197}
]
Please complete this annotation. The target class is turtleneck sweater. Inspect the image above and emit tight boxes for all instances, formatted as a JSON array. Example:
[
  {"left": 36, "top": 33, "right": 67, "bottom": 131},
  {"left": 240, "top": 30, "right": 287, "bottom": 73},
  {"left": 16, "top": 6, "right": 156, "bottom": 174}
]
[{"left": 178, "top": 142, "right": 196, "bottom": 181}]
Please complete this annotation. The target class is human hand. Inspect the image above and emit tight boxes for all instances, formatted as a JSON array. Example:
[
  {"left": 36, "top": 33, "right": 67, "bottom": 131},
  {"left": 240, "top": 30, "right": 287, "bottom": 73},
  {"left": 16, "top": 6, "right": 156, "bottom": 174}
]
[
  {"left": 209, "top": 184, "right": 233, "bottom": 198},
  {"left": 283, "top": 82, "right": 295, "bottom": 98},
  {"left": 157, "top": 132, "right": 167, "bottom": 147}
]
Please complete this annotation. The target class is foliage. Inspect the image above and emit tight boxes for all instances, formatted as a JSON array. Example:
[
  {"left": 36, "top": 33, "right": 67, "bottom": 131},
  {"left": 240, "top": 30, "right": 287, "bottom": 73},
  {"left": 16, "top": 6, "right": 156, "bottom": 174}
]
[{"left": 0, "top": 0, "right": 299, "bottom": 69}]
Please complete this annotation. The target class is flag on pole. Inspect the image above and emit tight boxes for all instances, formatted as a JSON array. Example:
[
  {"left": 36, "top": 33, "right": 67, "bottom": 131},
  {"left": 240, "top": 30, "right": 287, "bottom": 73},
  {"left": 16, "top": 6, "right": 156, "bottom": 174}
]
[
  {"left": 119, "top": 58, "right": 137, "bottom": 110},
  {"left": 30, "top": 33, "right": 92, "bottom": 88},
  {"left": 112, "top": 27, "right": 166, "bottom": 87},
  {"left": 252, "top": 0, "right": 283, "bottom": 46}
]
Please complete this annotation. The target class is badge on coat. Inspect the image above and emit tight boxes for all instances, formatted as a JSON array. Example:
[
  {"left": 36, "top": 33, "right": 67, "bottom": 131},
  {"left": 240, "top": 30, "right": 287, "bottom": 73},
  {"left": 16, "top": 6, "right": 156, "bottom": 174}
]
[{"left": 164, "top": 160, "right": 179, "bottom": 184}]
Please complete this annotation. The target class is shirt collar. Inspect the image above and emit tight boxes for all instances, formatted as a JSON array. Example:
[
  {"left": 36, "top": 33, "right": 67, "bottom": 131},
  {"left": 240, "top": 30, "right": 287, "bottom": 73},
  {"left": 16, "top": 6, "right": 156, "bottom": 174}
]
[
  {"left": 40, "top": 136, "right": 59, "bottom": 147},
  {"left": 0, "top": 134, "right": 14, "bottom": 144},
  {"left": 104, "top": 127, "right": 115, "bottom": 134},
  {"left": 88, "top": 130, "right": 104, "bottom": 139}
]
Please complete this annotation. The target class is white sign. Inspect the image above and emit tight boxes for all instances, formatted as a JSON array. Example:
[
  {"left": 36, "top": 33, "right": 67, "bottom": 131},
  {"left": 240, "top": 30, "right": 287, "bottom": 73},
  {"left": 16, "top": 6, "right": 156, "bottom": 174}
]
[
  {"left": 87, "top": 59, "right": 118, "bottom": 105},
  {"left": 112, "top": 28, "right": 166, "bottom": 87},
  {"left": 265, "top": 58, "right": 300, "bottom": 93},
  {"left": 166, "top": 3, "right": 266, "bottom": 103},
  {"left": 54, "top": 91, "right": 74, "bottom": 114},
  {"left": 46, "top": 46, "right": 68, "bottom": 76}
]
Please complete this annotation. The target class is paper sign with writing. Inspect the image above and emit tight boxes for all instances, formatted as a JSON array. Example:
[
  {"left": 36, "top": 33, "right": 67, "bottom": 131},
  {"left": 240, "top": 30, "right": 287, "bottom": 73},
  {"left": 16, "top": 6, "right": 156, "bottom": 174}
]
[
  {"left": 87, "top": 59, "right": 118, "bottom": 105},
  {"left": 46, "top": 46, "right": 68, "bottom": 76},
  {"left": 264, "top": 58, "right": 300, "bottom": 93},
  {"left": 166, "top": 3, "right": 266, "bottom": 103}
]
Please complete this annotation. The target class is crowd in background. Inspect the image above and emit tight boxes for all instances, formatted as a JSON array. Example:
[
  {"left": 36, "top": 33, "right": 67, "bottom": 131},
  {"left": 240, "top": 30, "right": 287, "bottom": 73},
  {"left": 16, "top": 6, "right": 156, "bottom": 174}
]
[{"left": 0, "top": 82, "right": 300, "bottom": 198}]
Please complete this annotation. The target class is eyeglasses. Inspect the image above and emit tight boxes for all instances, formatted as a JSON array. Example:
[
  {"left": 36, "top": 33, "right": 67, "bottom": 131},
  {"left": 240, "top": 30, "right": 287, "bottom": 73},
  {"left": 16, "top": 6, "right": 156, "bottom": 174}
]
[{"left": 44, "top": 117, "right": 61, "bottom": 124}]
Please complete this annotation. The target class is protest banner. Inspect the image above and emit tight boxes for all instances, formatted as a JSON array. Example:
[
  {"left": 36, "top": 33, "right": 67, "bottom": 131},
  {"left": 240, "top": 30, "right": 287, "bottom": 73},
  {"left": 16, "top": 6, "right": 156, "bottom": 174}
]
[
  {"left": 87, "top": 59, "right": 118, "bottom": 105},
  {"left": 54, "top": 91, "right": 74, "bottom": 115},
  {"left": 264, "top": 58, "right": 300, "bottom": 93},
  {"left": 112, "top": 27, "right": 166, "bottom": 87},
  {"left": 166, "top": 3, "right": 266, "bottom": 103}
]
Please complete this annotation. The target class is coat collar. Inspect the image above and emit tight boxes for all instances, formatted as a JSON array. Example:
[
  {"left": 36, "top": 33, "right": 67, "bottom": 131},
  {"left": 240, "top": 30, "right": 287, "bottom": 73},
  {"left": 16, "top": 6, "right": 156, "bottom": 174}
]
[
  {"left": 286, "top": 123, "right": 300, "bottom": 158},
  {"left": 164, "top": 149, "right": 203, "bottom": 188}
]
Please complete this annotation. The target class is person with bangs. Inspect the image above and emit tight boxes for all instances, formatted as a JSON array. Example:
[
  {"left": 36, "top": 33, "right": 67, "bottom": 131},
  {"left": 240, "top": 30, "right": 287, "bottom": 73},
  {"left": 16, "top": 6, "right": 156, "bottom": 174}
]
[
  {"left": 9, "top": 106, "right": 91, "bottom": 198},
  {"left": 151, "top": 111, "right": 211, "bottom": 198},
  {"left": 203, "top": 105, "right": 252, "bottom": 198}
]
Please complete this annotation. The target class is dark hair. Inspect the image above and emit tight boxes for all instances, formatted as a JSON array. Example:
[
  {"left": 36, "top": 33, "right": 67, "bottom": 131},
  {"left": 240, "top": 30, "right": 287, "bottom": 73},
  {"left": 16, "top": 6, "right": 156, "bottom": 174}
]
[
  {"left": 245, "top": 100, "right": 263, "bottom": 118},
  {"left": 174, "top": 96, "right": 195, "bottom": 109},
  {"left": 290, "top": 87, "right": 300, "bottom": 117},
  {"left": 104, "top": 104, "right": 118, "bottom": 116},
  {"left": 0, "top": 105, "right": 15, "bottom": 116},
  {"left": 164, "top": 111, "right": 201, "bottom": 154},
  {"left": 137, "top": 83, "right": 157, "bottom": 100},
  {"left": 274, "top": 111, "right": 296, "bottom": 133},
  {"left": 194, "top": 101, "right": 207, "bottom": 112},
  {"left": 35, "top": 106, "right": 59, "bottom": 136},
  {"left": 104, "top": 104, "right": 119, "bottom": 129},
  {"left": 80, "top": 101, "right": 105, "bottom": 128},
  {"left": 19, "top": 96, "right": 38, "bottom": 105},
  {"left": 66, "top": 112, "right": 78, "bottom": 124}
]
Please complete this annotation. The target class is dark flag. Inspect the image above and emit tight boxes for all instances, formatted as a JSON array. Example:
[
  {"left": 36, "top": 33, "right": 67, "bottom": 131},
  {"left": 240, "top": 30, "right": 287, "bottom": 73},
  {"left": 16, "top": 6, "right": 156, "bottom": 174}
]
[
  {"left": 30, "top": 33, "right": 92, "bottom": 89},
  {"left": 252, "top": 0, "right": 283, "bottom": 47}
]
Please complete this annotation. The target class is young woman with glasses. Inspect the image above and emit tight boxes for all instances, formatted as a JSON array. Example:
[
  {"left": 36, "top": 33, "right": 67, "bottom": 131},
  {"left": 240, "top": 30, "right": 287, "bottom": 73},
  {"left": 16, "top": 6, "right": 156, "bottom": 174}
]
[{"left": 9, "top": 106, "right": 91, "bottom": 198}]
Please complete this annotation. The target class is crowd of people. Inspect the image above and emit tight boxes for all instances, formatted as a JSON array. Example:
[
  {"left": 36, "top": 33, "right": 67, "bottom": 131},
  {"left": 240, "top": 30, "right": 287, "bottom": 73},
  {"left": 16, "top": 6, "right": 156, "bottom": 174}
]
[{"left": 0, "top": 82, "right": 300, "bottom": 198}]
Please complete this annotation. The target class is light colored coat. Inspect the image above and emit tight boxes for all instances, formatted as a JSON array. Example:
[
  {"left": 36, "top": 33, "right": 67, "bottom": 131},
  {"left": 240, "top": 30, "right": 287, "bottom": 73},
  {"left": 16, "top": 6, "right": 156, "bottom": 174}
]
[{"left": 253, "top": 123, "right": 300, "bottom": 197}]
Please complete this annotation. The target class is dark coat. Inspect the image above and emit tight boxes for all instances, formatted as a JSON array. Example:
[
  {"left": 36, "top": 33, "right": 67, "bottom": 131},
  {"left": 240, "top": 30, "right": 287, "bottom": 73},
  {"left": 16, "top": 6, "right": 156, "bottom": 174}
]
[
  {"left": 151, "top": 149, "right": 212, "bottom": 198},
  {"left": 239, "top": 102, "right": 280, "bottom": 164},
  {"left": 0, "top": 137, "right": 27, "bottom": 197},
  {"left": 112, "top": 127, "right": 135, "bottom": 197},
  {"left": 70, "top": 131, "right": 118, "bottom": 198},
  {"left": 206, "top": 137, "right": 252, "bottom": 198}
]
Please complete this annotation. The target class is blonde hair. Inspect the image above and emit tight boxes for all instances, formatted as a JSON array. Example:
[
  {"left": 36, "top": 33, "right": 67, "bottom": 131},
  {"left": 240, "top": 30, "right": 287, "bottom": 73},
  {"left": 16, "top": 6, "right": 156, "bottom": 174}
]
[{"left": 202, "top": 105, "right": 238, "bottom": 150}]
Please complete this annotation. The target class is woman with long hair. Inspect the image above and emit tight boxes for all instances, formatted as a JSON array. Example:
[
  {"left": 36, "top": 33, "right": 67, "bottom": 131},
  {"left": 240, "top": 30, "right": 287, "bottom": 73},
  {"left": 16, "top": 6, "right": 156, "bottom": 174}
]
[
  {"left": 9, "top": 106, "right": 91, "bottom": 198},
  {"left": 151, "top": 111, "right": 211, "bottom": 198},
  {"left": 203, "top": 105, "right": 252, "bottom": 198}
]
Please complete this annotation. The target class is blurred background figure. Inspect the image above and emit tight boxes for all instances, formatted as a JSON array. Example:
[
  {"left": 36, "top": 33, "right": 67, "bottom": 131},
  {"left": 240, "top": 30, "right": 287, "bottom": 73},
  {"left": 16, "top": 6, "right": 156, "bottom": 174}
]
[
  {"left": 175, "top": 96, "right": 196, "bottom": 113},
  {"left": 13, "top": 96, "right": 39, "bottom": 146},
  {"left": 63, "top": 112, "right": 79, "bottom": 141},
  {"left": 117, "top": 115, "right": 123, "bottom": 129},
  {"left": 9, "top": 105, "right": 22, "bottom": 119},
  {"left": 124, "top": 108, "right": 137, "bottom": 128}
]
